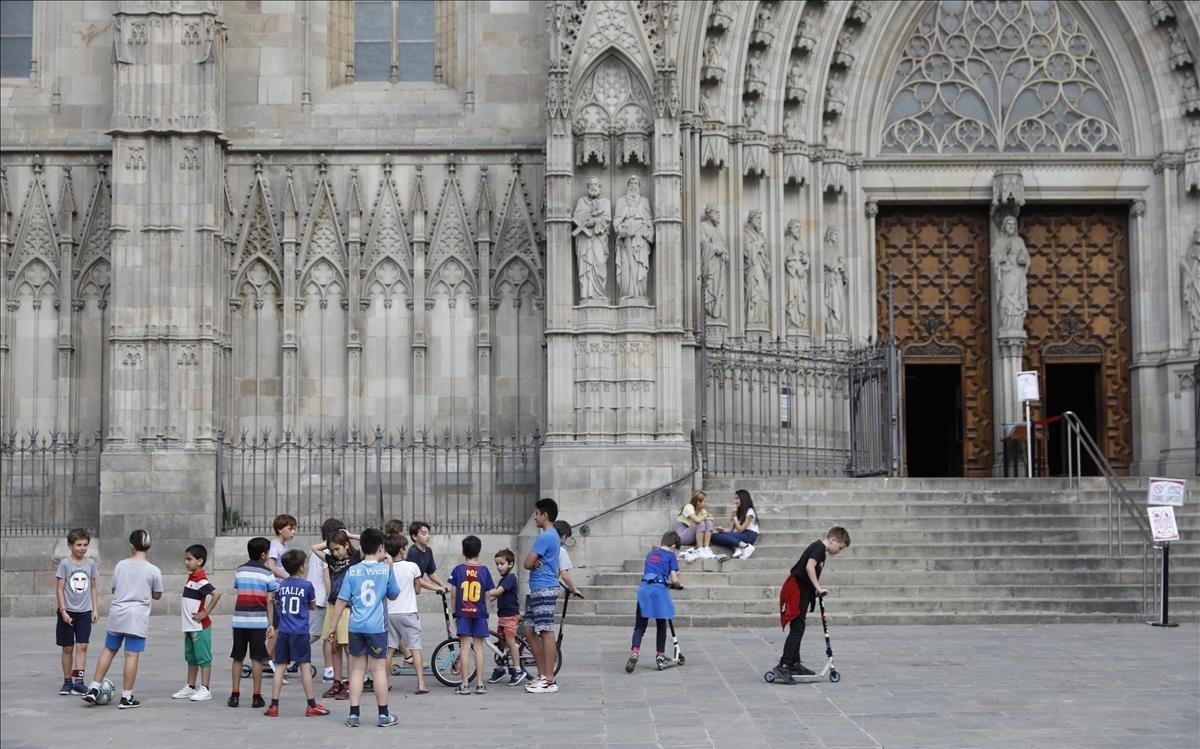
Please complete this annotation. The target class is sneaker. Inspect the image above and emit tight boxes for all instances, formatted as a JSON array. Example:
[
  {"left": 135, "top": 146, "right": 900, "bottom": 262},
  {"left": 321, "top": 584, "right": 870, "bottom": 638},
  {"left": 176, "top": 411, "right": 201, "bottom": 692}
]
[
  {"left": 251, "top": 694, "right": 266, "bottom": 709},
  {"left": 190, "top": 686, "right": 212, "bottom": 702},
  {"left": 362, "top": 676, "right": 374, "bottom": 691},
  {"left": 793, "top": 662, "right": 816, "bottom": 676},
  {"left": 264, "top": 704, "right": 279, "bottom": 717},
  {"left": 286, "top": 662, "right": 300, "bottom": 674},
  {"left": 487, "top": 668, "right": 507, "bottom": 684},
  {"left": 334, "top": 681, "right": 351, "bottom": 700},
  {"left": 322, "top": 681, "right": 342, "bottom": 699},
  {"left": 377, "top": 713, "right": 398, "bottom": 728},
  {"left": 323, "top": 667, "right": 335, "bottom": 682},
  {"left": 508, "top": 669, "right": 529, "bottom": 686},
  {"left": 344, "top": 714, "right": 360, "bottom": 728},
  {"left": 474, "top": 684, "right": 488, "bottom": 694},
  {"left": 117, "top": 696, "right": 141, "bottom": 709},
  {"left": 772, "top": 665, "right": 797, "bottom": 684},
  {"left": 453, "top": 684, "right": 473, "bottom": 695},
  {"left": 71, "top": 680, "right": 88, "bottom": 696},
  {"left": 682, "top": 548, "right": 699, "bottom": 563},
  {"left": 306, "top": 703, "right": 330, "bottom": 717},
  {"left": 625, "top": 653, "right": 639, "bottom": 673},
  {"left": 699, "top": 547, "right": 717, "bottom": 559},
  {"left": 541, "top": 681, "right": 559, "bottom": 693},
  {"left": 732, "top": 546, "right": 744, "bottom": 558},
  {"left": 82, "top": 687, "right": 99, "bottom": 704},
  {"left": 59, "top": 679, "right": 74, "bottom": 696},
  {"left": 714, "top": 553, "right": 730, "bottom": 562},
  {"left": 524, "top": 677, "right": 547, "bottom": 693},
  {"left": 227, "top": 693, "right": 240, "bottom": 708},
  {"left": 656, "top": 655, "right": 670, "bottom": 670},
  {"left": 171, "top": 685, "right": 196, "bottom": 700},
  {"left": 740, "top": 543, "right": 756, "bottom": 560}
]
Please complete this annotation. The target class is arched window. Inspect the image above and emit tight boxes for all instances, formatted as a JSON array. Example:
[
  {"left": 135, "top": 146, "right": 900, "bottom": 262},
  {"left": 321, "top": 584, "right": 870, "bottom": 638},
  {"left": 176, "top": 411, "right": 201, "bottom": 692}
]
[
  {"left": 0, "top": 0, "right": 34, "bottom": 79},
  {"left": 354, "top": 0, "right": 436, "bottom": 82}
]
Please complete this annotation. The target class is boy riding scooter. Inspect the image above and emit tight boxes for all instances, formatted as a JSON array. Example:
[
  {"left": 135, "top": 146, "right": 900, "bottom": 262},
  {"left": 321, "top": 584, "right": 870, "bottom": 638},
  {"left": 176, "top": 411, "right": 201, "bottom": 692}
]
[{"left": 773, "top": 526, "right": 850, "bottom": 683}]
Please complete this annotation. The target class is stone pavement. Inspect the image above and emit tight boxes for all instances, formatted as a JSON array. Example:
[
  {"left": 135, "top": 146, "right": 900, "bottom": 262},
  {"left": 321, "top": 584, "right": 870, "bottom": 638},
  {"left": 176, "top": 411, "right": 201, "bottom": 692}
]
[{"left": 0, "top": 615, "right": 1196, "bottom": 749}]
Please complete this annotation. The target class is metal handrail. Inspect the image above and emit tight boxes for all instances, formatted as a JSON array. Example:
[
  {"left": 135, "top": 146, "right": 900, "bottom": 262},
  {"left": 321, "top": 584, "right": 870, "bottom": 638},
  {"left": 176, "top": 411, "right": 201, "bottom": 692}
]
[{"left": 577, "top": 431, "right": 701, "bottom": 536}]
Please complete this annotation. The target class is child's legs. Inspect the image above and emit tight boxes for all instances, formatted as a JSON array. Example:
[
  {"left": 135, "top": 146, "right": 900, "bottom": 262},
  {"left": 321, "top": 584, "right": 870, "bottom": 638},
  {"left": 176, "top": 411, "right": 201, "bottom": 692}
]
[
  {"left": 504, "top": 635, "right": 520, "bottom": 668},
  {"left": 538, "top": 630, "right": 556, "bottom": 678},
  {"left": 781, "top": 613, "right": 806, "bottom": 666},
  {"left": 61, "top": 645, "right": 74, "bottom": 678},
  {"left": 347, "top": 653, "right": 367, "bottom": 705},
  {"left": 250, "top": 659, "right": 263, "bottom": 694},
  {"left": 121, "top": 651, "right": 140, "bottom": 692},
  {"left": 410, "top": 648, "right": 427, "bottom": 689},
  {"left": 457, "top": 635, "right": 472, "bottom": 680},
  {"left": 299, "top": 661, "right": 315, "bottom": 700},
  {"left": 369, "top": 655, "right": 389, "bottom": 706},
  {"left": 271, "top": 662, "right": 287, "bottom": 700},
  {"left": 631, "top": 603, "right": 649, "bottom": 650},
  {"left": 94, "top": 634, "right": 122, "bottom": 682},
  {"left": 698, "top": 520, "right": 714, "bottom": 547},
  {"left": 331, "top": 643, "right": 345, "bottom": 680},
  {"left": 230, "top": 660, "right": 242, "bottom": 691},
  {"left": 675, "top": 523, "right": 698, "bottom": 546},
  {"left": 186, "top": 663, "right": 199, "bottom": 686},
  {"left": 472, "top": 637, "right": 486, "bottom": 687},
  {"left": 711, "top": 530, "right": 751, "bottom": 550},
  {"left": 654, "top": 620, "right": 667, "bottom": 654}
]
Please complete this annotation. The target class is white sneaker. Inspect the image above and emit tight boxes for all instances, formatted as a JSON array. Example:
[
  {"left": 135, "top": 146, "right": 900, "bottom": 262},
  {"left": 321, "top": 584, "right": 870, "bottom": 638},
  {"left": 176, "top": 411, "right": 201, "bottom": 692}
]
[
  {"left": 740, "top": 544, "right": 756, "bottom": 560},
  {"left": 171, "top": 685, "right": 195, "bottom": 699},
  {"left": 323, "top": 667, "right": 335, "bottom": 682},
  {"left": 541, "top": 681, "right": 559, "bottom": 693},
  {"left": 682, "top": 548, "right": 699, "bottom": 563},
  {"left": 699, "top": 547, "right": 717, "bottom": 559},
  {"left": 189, "top": 685, "right": 212, "bottom": 701},
  {"left": 732, "top": 547, "right": 744, "bottom": 559},
  {"left": 524, "top": 677, "right": 548, "bottom": 693}
]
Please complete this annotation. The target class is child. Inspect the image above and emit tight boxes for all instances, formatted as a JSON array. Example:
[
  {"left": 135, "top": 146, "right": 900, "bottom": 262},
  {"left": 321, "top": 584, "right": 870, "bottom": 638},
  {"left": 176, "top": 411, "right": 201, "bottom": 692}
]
[
  {"left": 775, "top": 526, "right": 850, "bottom": 683},
  {"left": 307, "top": 517, "right": 338, "bottom": 684},
  {"left": 406, "top": 521, "right": 452, "bottom": 596},
  {"left": 172, "top": 544, "right": 221, "bottom": 702},
  {"left": 82, "top": 530, "right": 163, "bottom": 709},
  {"left": 485, "top": 548, "right": 527, "bottom": 686},
  {"left": 266, "top": 513, "right": 297, "bottom": 580},
  {"left": 327, "top": 527, "right": 400, "bottom": 728},
  {"left": 625, "top": 531, "right": 682, "bottom": 673},
  {"left": 677, "top": 490, "right": 717, "bottom": 561},
  {"left": 383, "top": 518, "right": 405, "bottom": 538},
  {"left": 384, "top": 534, "right": 434, "bottom": 694},
  {"left": 55, "top": 528, "right": 98, "bottom": 695},
  {"left": 229, "top": 536, "right": 278, "bottom": 708},
  {"left": 315, "top": 527, "right": 360, "bottom": 699},
  {"left": 522, "top": 497, "right": 561, "bottom": 694},
  {"left": 552, "top": 520, "right": 585, "bottom": 598},
  {"left": 265, "top": 549, "right": 329, "bottom": 717},
  {"left": 712, "top": 489, "right": 759, "bottom": 560},
  {"left": 447, "top": 535, "right": 495, "bottom": 695}
]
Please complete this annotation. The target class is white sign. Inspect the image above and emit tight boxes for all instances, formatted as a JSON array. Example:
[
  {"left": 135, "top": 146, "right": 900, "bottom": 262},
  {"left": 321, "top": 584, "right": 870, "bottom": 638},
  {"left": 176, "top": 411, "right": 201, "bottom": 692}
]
[
  {"left": 1016, "top": 370, "right": 1040, "bottom": 402},
  {"left": 1148, "top": 506, "right": 1180, "bottom": 542},
  {"left": 1147, "top": 477, "right": 1186, "bottom": 507}
]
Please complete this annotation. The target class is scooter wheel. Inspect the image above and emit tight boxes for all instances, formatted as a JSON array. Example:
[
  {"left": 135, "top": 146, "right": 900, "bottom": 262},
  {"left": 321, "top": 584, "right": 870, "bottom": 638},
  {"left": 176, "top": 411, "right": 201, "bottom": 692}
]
[
  {"left": 676, "top": 655, "right": 686, "bottom": 667},
  {"left": 829, "top": 669, "right": 841, "bottom": 683},
  {"left": 241, "top": 664, "right": 251, "bottom": 678},
  {"left": 310, "top": 664, "right": 318, "bottom": 679},
  {"left": 763, "top": 670, "right": 776, "bottom": 683}
]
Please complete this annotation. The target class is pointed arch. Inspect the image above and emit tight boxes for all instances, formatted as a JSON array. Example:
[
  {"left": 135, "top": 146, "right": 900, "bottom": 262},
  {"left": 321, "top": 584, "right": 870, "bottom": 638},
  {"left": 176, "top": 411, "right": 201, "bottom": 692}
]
[
  {"left": 299, "top": 174, "right": 348, "bottom": 276},
  {"left": 362, "top": 167, "right": 413, "bottom": 298},
  {"left": 491, "top": 169, "right": 544, "bottom": 300},
  {"left": 427, "top": 170, "right": 476, "bottom": 296},
  {"left": 234, "top": 173, "right": 283, "bottom": 286},
  {"left": 571, "top": 0, "right": 657, "bottom": 83},
  {"left": 75, "top": 170, "right": 112, "bottom": 298},
  {"left": 10, "top": 166, "right": 60, "bottom": 296}
]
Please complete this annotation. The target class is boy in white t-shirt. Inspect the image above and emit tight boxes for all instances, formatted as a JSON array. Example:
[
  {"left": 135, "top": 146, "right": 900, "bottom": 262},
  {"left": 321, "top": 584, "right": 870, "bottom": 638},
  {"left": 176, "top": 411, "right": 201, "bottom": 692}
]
[
  {"left": 383, "top": 534, "right": 436, "bottom": 694},
  {"left": 307, "top": 524, "right": 331, "bottom": 680}
]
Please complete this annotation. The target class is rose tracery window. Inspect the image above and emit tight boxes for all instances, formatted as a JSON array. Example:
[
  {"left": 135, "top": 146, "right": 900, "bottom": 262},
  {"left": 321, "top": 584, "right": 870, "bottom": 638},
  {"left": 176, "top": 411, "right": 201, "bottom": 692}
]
[{"left": 880, "top": 0, "right": 1121, "bottom": 154}]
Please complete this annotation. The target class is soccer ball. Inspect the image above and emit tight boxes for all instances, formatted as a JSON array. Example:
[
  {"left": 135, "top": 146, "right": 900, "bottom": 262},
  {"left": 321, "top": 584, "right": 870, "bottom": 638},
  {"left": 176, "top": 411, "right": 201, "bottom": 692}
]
[{"left": 94, "top": 679, "right": 115, "bottom": 705}]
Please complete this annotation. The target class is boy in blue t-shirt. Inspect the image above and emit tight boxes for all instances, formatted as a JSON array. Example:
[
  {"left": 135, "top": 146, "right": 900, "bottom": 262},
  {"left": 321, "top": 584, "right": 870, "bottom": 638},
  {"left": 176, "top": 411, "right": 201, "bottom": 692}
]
[
  {"left": 327, "top": 528, "right": 399, "bottom": 728},
  {"left": 265, "top": 550, "right": 328, "bottom": 718},
  {"left": 522, "top": 498, "right": 561, "bottom": 693},
  {"left": 625, "top": 531, "right": 682, "bottom": 673},
  {"left": 447, "top": 536, "right": 495, "bottom": 695},
  {"left": 485, "top": 548, "right": 527, "bottom": 685}
]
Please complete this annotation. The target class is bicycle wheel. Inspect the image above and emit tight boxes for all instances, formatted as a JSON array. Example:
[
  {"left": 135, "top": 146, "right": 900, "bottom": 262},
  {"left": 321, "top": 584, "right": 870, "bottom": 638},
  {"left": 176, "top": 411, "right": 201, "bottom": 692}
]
[
  {"left": 516, "top": 637, "right": 563, "bottom": 678},
  {"left": 431, "top": 638, "right": 473, "bottom": 687}
]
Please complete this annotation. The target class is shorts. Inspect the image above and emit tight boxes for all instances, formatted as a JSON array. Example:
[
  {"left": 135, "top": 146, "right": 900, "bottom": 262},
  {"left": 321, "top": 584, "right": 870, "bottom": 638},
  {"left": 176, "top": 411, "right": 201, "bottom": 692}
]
[
  {"left": 456, "top": 616, "right": 488, "bottom": 639},
  {"left": 184, "top": 628, "right": 213, "bottom": 666},
  {"left": 56, "top": 610, "right": 92, "bottom": 647},
  {"left": 526, "top": 587, "right": 558, "bottom": 634},
  {"left": 386, "top": 612, "right": 422, "bottom": 651},
  {"left": 496, "top": 614, "right": 520, "bottom": 640},
  {"left": 104, "top": 632, "right": 146, "bottom": 653},
  {"left": 309, "top": 606, "right": 326, "bottom": 639},
  {"left": 322, "top": 606, "right": 349, "bottom": 645},
  {"left": 347, "top": 631, "right": 388, "bottom": 659},
  {"left": 229, "top": 628, "right": 269, "bottom": 662},
  {"left": 274, "top": 632, "right": 312, "bottom": 665}
]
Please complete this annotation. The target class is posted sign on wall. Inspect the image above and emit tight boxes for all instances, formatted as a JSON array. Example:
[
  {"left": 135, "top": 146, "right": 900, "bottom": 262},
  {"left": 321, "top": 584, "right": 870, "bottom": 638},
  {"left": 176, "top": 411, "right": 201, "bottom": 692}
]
[{"left": 1147, "top": 478, "right": 1186, "bottom": 507}]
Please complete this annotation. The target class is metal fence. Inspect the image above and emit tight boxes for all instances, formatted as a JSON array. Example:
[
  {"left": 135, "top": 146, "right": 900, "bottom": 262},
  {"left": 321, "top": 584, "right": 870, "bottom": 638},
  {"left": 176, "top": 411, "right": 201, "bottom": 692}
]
[
  {"left": 217, "top": 428, "right": 541, "bottom": 536},
  {"left": 699, "top": 341, "right": 898, "bottom": 477},
  {"left": 1, "top": 431, "right": 101, "bottom": 536}
]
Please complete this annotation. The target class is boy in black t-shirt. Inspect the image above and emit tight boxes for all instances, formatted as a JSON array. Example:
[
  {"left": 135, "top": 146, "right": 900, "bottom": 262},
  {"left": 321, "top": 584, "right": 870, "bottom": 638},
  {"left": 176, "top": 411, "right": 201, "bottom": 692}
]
[{"left": 775, "top": 527, "right": 850, "bottom": 682}]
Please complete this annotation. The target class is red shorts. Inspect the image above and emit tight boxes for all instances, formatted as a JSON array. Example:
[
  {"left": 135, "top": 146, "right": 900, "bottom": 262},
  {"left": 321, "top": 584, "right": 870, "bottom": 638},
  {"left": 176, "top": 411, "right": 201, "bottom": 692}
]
[{"left": 496, "top": 614, "right": 520, "bottom": 639}]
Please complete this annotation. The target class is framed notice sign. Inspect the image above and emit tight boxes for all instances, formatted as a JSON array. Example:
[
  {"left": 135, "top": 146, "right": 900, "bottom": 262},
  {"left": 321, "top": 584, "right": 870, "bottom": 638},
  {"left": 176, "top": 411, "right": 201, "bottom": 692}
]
[
  {"left": 1016, "top": 370, "right": 1040, "bottom": 402},
  {"left": 1148, "top": 506, "right": 1180, "bottom": 542},
  {"left": 1147, "top": 478, "right": 1186, "bottom": 507}
]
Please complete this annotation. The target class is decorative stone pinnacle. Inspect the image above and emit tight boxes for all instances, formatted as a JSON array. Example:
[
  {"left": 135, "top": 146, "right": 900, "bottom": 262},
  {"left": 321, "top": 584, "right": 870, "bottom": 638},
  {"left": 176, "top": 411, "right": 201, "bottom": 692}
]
[
  {"left": 253, "top": 153, "right": 264, "bottom": 174},
  {"left": 317, "top": 153, "right": 328, "bottom": 175}
]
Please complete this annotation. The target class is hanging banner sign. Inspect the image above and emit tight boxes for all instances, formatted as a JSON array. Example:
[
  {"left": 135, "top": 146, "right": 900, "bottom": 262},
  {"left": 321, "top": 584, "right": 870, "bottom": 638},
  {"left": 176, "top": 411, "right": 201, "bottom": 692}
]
[
  {"left": 1148, "top": 506, "right": 1180, "bottom": 542},
  {"left": 1147, "top": 477, "right": 1186, "bottom": 507},
  {"left": 1016, "top": 370, "right": 1040, "bottom": 402}
]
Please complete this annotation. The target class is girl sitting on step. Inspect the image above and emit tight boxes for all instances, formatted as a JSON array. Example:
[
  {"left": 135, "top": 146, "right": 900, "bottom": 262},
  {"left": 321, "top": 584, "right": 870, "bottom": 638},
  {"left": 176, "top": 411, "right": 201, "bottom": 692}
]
[
  {"left": 676, "top": 491, "right": 716, "bottom": 562},
  {"left": 712, "top": 489, "right": 760, "bottom": 561}
]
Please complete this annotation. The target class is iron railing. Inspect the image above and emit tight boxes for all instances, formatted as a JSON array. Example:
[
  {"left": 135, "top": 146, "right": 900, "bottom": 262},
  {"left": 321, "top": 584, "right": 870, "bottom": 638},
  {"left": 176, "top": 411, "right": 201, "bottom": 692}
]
[
  {"left": 577, "top": 431, "right": 701, "bottom": 537},
  {"left": 1, "top": 431, "right": 101, "bottom": 537},
  {"left": 217, "top": 428, "right": 541, "bottom": 536}
]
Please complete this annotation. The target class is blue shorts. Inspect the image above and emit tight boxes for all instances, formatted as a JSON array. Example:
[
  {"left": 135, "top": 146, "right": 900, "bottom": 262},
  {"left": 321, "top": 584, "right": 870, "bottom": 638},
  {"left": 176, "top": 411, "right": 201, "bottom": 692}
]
[
  {"left": 273, "top": 632, "right": 311, "bottom": 665},
  {"left": 456, "top": 617, "right": 489, "bottom": 638},
  {"left": 56, "top": 610, "right": 93, "bottom": 647},
  {"left": 526, "top": 587, "right": 558, "bottom": 633},
  {"left": 105, "top": 632, "right": 146, "bottom": 653},
  {"left": 347, "top": 631, "right": 388, "bottom": 659}
]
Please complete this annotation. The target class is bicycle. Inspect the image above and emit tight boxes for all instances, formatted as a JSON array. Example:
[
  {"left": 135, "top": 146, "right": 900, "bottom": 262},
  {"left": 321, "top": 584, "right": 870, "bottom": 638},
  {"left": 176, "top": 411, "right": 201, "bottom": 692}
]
[{"left": 430, "top": 584, "right": 576, "bottom": 687}]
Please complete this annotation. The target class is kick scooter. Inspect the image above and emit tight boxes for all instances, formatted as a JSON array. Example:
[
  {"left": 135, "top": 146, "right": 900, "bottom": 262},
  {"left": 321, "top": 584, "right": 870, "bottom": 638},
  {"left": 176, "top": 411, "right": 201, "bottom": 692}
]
[
  {"left": 764, "top": 591, "right": 840, "bottom": 684},
  {"left": 656, "top": 582, "right": 687, "bottom": 669}
]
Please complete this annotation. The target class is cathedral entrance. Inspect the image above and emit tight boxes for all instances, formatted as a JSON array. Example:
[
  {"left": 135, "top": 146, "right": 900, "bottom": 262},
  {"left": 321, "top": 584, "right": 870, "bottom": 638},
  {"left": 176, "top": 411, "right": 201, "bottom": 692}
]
[
  {"left": 1044, "top": 362, "right": 1102, "bottom": 476},
  {"left": 904, "top": 363, "right": 964, "bottom": 477}
]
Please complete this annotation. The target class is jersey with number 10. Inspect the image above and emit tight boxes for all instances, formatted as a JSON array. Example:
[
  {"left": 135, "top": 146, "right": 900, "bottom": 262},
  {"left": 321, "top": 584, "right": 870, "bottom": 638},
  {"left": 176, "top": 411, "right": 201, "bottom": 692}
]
[
  {"left": 448, "top": 563, "right": 495, "bottom": 619},
  {"left": 338, "top": 560, "right": 399, "bottom": 634},
  {"left": 276, "top": 578, "right": 315, "bottom": 635}
]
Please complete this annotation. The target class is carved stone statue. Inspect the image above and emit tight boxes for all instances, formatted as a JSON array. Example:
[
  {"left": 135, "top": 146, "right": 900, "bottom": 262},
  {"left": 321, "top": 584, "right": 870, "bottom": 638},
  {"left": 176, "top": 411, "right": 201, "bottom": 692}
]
[
  {"left": 700, "top": 88, "right": 726, "bottom": 121},
  {"left": 703, "top": 36, "right": 728, "bottom": 81},
  {"left": 1168, "top": 26, "right": 1194, "bottom": 67},
  {"left": 745, "top": 49, "right": 766, "bottom": 96},
  {"left": 992, "top": 211, "right": 1030, "bottom": 334},
  {"left": 786, "top": 61, "right": 808, "bottom": 103},
  {"left": 1184, "top": 226, "right": 1200, "bottom": 339},
  {"left": 784, "top": 107, "right": 807, "bottom": 141},
  {"left": 572, "top": 177, "right": 611, "bottom": 302},
  {"left": 743, "top": 98, "right": 764, "bottom": 132},
  {"left": 699, "top": 204, "right": 729, "bottom": 319},
  {"left": 823, "top": 228, "right": 847, "bottom": 337},
  {"left": 614, "top": 175, "right": 654, "bottom": 302},
  {"left": 784, "top": 219, "right": 809, "bottom": 331},
  {"left": 744, "top": 209, "right": 770, "bottom": 326}
]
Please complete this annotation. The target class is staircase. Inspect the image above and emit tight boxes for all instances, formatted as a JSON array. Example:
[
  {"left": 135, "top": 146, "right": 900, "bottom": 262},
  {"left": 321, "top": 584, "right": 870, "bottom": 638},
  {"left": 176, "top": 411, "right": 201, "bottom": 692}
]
[{"left": 571, "top": 477, "right": 1200, "bottom": 626}]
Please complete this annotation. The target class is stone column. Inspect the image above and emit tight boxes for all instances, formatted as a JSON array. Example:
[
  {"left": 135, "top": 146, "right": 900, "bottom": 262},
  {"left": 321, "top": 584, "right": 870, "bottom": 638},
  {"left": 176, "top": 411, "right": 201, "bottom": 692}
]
[
  {"left": 0, "top": 168, "right": 11, "bottom": 437},
  {"left": 989, "top": 168, "right": 1027, "bottom": 474},
  {"left": 101, "top": 0, "right": 225, "bottom": 571},
  {"left": 56, "top": 168, "right": 77, "bottom": 436},
  {"left": 346, "top": 169, "right": 363, "bottom": 437},
  {"left": 475, "top": 168, "right": 493, "bottom": 440},
  {"left": 411, "top": 169, "right": 429, "bottom": 430},
  {"left": 281, "top": 165, "right": 299, "bottom": 436}
]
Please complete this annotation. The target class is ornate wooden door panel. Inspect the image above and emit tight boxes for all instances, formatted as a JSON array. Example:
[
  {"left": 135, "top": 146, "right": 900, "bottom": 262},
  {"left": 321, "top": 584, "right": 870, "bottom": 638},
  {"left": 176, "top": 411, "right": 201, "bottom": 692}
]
[
  {"left": 1020, "top": 207, "right": 1132, "bottom": 472},
  {"left": 876, "top": 207, "right": 994, "bottom": 476}
]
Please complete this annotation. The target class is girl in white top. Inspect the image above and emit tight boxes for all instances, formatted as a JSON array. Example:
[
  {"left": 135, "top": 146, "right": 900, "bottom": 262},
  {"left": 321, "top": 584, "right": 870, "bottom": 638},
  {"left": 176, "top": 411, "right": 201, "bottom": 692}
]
[{"left": 711, "top": 489, "right": 760, "bottom": 560}]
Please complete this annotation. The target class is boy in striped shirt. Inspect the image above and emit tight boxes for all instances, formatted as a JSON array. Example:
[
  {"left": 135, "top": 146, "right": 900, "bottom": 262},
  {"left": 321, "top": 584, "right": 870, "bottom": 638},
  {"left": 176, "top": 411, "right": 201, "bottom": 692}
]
[{"left": 229, "top": 537, "right": 278, "bottom": 708}]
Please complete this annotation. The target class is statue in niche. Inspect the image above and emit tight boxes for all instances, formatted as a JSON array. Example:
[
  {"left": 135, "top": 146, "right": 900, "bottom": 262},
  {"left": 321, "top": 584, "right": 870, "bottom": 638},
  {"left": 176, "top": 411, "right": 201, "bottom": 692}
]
[
  {"left": 743, "top": 98, "right": 765, "bottom": 132},
  {"left": 699, "top": 204, "right": 729, "bottom": 319},
  {"left": 784, "top": 219, "right": 809, "bottom": 330},
  {"left": 744, "top": 49, "right": 766, "bottom": 95},
  {"left": 823, "top": 228, "right": 847, "bottom": 337},
  {"left": 572, "top": 177, "right": 612, "bottom": 303},
  {"left": 700, "top": 88, "right": 726, "bottom": 121},
  {"left": 614, "top": 175, "right": 654, "bottom": 302},
  {"left": 744, "top": 209, "right": 770, "bottom": 326},
  {"left": 991, "top": 211, "right": 1029, "bottom": 334},
  {"left": 786, "top": 61, "right": 808, "bottom": 103},
  {"left": 703, "top": 36, "right": 728, "bottom": 79},
  {"left": 784, "top": 107, "right": 807, "bottom": 141},
  {"left": 1184, "top": 226, "right": 1200, "bottom": 339}
]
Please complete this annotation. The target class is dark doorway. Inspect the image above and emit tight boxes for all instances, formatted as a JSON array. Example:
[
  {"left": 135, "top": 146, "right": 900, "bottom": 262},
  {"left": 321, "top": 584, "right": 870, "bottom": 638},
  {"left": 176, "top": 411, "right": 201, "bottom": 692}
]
[
  {"left": 904, "top": 363, "right": 964, "bottom": 477},
  {"left": 1045, "top": 362, "right": 1102, "bottom": 476}
]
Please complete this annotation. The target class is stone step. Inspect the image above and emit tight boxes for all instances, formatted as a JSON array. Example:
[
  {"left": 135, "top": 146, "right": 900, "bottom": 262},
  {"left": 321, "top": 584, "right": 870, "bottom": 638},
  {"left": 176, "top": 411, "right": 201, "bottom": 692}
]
[
  {"left": 621, "top": 554, "right": 1195, "bottom": 573},
  {"left": 701, "top": 477, "right": 1185, "bottom": 493},
  {"left": 715, "top": 528, "right": 1190, "bottom": 545},
  {"left": 579, "top": 582, "right": 1200, "bottom": 601},
  {"left": 742, "top": 502, "right": 1200, "bottom": 517},
  {"left": 572, "top": 596, "right": 1187, "bottom": 617},
  {"left": 703, "top": 541, "right": 1200, "bottom": 558},
  {"left": 593, "top": 567, "right": 1200, "bottom": 587},
  {"left": 567, "top": 610, "right": 1200, "bottom": 627}
]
